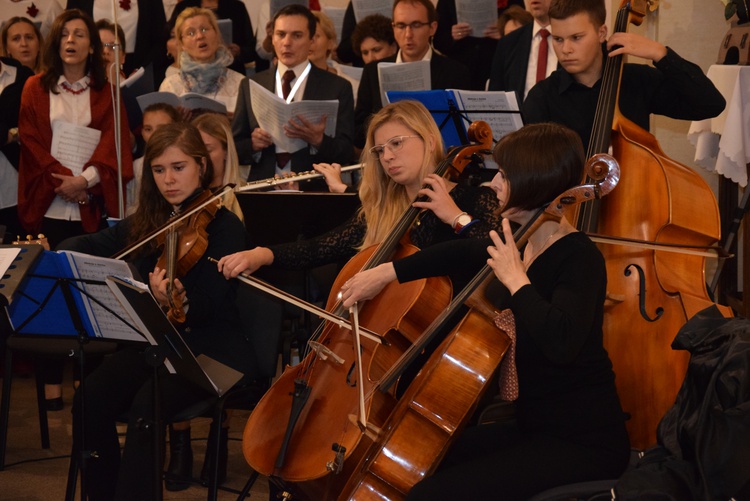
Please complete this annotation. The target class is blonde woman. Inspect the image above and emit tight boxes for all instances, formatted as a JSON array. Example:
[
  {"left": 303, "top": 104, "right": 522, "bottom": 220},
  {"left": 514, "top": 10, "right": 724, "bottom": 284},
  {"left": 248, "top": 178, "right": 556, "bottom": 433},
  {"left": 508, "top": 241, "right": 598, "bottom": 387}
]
[
  {"left": 192, "top": 112, "right": 243, "bottom": 221},
  {"left": 159, "top": 7, "right": 244, "bottom": 115}
]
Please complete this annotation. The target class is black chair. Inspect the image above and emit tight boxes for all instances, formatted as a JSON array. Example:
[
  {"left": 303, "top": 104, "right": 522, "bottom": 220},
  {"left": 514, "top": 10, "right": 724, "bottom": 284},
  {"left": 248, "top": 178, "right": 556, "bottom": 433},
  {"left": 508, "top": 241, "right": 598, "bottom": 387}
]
[{"left": 63, "top": 378, "right": 268, "bottom": 501}]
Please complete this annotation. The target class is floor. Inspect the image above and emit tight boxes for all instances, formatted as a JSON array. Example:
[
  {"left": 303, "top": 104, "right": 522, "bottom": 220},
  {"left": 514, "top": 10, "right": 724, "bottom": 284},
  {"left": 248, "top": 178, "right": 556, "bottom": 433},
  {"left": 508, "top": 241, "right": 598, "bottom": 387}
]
[{"left": 1, "top": 369, "right": 270, "bottom": 501}]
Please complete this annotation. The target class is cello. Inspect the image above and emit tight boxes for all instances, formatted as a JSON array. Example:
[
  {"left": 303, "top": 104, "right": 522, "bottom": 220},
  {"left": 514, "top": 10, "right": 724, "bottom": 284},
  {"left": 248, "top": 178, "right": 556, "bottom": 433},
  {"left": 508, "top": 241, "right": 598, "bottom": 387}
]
[
  {"left": 240, "top": 124, "right": 494, "bottom": 499},
  {"left": 338, "top": 153, "right": 621, "bottom": 500},
  {"left": 581, "top": 0, "right": 732, "bottom": 449}
]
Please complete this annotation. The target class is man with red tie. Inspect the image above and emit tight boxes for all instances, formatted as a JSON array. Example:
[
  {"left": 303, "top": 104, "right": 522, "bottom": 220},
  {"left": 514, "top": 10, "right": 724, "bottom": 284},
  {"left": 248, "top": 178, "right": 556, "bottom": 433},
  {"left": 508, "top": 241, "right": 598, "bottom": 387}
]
[{"left": 488, "top": 0, "right": 556, "bottom": 103}]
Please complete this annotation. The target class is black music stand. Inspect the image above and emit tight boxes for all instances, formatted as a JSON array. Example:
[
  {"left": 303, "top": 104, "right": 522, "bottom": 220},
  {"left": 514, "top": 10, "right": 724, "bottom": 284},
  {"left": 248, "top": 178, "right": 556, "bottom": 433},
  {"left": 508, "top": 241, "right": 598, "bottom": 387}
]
[
  {"left": 237, "top": 192, "right": 362, "bottom": 368},
  {"left": 106, "top": 276, "right": 244, "bottom": 500},
  {"left": 3, "top": 249, "right": 137, "bottom": 499}
]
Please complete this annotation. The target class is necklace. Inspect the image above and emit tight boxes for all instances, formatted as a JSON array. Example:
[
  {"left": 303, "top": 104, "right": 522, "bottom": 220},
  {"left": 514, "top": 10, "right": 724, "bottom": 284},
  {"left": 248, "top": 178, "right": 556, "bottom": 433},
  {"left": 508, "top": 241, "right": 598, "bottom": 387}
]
[
  {"left": 522, "top": 226, "right": 560, "bottom": 267},
  {"left": 60, "top": 81, "right": 89, "bottom": 95}
]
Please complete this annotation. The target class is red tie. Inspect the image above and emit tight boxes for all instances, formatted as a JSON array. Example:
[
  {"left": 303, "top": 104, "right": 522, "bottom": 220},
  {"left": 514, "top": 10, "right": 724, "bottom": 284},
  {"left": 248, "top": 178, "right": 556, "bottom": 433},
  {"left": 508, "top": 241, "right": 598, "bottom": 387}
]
[
  {"left": 536, "top": 29, "right": 550, "bottom": 83},
  {"left": 281, "top": 69, "right": 295, "bottom": 100}
]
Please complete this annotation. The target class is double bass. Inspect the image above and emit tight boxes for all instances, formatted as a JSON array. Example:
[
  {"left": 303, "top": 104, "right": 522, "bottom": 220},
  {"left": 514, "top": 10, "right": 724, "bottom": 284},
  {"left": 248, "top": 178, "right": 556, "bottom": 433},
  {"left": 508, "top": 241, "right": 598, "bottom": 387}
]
[
  {"left": 582, "top": 0, "right": 732, "bottom": 449},
  {"left": 240, "top": 124, "right": 494, "bottom": 499}
]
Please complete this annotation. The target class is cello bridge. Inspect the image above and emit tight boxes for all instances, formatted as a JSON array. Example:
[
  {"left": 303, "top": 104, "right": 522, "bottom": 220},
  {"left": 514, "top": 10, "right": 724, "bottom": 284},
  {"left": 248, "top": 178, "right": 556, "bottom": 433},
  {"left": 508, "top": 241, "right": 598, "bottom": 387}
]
[{"left": 308, "top": 341, "right": 345, "bottom": 365}]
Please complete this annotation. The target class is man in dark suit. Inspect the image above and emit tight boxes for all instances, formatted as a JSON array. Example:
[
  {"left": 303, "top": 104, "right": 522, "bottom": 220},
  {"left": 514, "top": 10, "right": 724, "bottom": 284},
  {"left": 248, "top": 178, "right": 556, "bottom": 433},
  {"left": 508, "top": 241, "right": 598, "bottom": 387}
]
[
  {"left": 488, "top": 0, "right": 556, "bottom": 104},
  {"left": 232, "top": 4, "right": 355, "bottom": 183},
  {"left": 354, "top": 0, "right": 471, "bottom": 149}
]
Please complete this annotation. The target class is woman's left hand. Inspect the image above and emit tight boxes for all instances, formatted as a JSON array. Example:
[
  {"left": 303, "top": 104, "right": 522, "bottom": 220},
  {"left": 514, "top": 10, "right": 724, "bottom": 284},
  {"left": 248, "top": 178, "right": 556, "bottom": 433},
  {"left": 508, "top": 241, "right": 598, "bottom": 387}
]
[
  {"left": 339, "top": 263, "right": 397, "bottom": 308},
  {"left": 228, "top": 43, "right": 241, "bottom": 57},
  {"left": 412, "top": 174, "right": 461, "bottom": 224},
  {"left": 149, "top": 266, "right": 186, "bottom": 309},
  {"left": 51, "top": 173, "right": 88, "bottom": 204},
  {"left": 487, "top": 219, "right": 530, "bottom": 295}
]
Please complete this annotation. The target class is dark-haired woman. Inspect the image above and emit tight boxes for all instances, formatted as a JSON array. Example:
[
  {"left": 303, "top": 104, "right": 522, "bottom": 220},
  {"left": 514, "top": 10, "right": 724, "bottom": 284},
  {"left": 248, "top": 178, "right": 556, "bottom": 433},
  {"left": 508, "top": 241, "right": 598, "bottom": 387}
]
[
  {"left": 65, "top": 122, "right": 252, "bottom": 501},
  {"left": 17, "top": 8, "right": 133, "bottom": 409},
  {"left": 340, "top": 122, "right": 631, "bottom": 499}
]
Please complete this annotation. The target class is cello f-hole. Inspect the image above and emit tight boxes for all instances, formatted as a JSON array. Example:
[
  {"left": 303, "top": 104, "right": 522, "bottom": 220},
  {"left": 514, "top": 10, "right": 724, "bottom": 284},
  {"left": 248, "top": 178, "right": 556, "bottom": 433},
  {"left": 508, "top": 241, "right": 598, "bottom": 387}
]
[{"left": 624, "top": 264, "right": 665, "bottom": 322}]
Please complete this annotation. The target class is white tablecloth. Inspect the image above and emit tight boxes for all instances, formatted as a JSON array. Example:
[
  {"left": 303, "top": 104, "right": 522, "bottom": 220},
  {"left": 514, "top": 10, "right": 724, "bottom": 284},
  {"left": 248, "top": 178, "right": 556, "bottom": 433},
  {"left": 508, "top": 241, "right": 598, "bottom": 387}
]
[{"left": 688, "top": 65, "right": 750, "bottom": 186}]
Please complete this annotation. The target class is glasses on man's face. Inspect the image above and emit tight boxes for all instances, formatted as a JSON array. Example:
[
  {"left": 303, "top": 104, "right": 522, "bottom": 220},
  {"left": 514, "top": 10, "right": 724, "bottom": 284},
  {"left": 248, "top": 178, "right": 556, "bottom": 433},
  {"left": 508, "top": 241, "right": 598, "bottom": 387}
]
[
  {"left": 369, "top": 135, "right": 421, "bottom": 159},
  {"left": 392, "top": 21, "right": 430, "bottom": 31},
  {"left": 182, "top": 26, "right": 213, "bottom": 39}
]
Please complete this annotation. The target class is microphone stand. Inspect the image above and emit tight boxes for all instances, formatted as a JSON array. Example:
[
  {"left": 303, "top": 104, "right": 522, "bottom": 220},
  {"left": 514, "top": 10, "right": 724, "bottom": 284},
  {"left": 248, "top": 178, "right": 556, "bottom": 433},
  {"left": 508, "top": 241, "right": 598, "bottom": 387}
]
[{"left": 111, "top": 0, "right": 125, "bottom": 218}]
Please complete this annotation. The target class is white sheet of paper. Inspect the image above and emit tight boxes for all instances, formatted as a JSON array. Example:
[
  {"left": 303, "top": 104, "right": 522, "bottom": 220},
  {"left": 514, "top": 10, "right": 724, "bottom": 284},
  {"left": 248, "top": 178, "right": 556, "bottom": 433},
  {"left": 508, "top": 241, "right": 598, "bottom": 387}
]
[
  {"left": 456, "top": 0, "right": 497, "bottom": 35},
  {"left": 0, "top": 247, "right": 21, "bottom": 278},
  {"left": 63, "top": 251, "right": 145, "bottom": 342},
  {"left": 378, "top": 61, "right": 431, "bottom": 108},
  {"left": 217, "top": 19, "right": 232, "bottom": 45},
  {"left": 249, "top": 79, "right": 338, "bottom": 153},
  {"left": 322, "top": 6, "right": 346, "bottom": 40},
  {"left": 452, "top": 89, "right": 523, "bottom": 141},
  {"left": 50, "top": 122, "right": 102, "bottom": 175},
  {"left": 351, "top": 0, "right": 392, "bottom": 22}
]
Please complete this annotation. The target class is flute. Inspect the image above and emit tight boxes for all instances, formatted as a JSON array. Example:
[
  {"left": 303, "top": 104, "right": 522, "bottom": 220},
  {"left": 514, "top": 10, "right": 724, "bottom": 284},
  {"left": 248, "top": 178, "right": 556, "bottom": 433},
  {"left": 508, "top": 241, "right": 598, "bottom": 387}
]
[{"left": 236, "top": 163, "right": 363, "bottom": 192}]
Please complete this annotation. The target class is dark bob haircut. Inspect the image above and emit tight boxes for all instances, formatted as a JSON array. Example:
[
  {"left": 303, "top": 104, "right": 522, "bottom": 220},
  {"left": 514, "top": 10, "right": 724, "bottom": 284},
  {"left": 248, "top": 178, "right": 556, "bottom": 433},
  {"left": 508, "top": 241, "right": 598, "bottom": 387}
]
[{"left": 494, "top": 122, "right": 585, "bottom": 212}]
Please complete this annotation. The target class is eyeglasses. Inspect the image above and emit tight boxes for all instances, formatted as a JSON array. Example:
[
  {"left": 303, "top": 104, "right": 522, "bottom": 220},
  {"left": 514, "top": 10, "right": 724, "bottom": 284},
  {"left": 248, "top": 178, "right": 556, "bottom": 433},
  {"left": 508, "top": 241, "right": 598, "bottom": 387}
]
[
  {"left": 182, "top": 26, "right": 213, "bottom": 39},
  {"left": 369, "top": 135, "right": 421, "bottom": 158},
  {"left": 392, "top": 21, "right": 430, "bottom": 31}
]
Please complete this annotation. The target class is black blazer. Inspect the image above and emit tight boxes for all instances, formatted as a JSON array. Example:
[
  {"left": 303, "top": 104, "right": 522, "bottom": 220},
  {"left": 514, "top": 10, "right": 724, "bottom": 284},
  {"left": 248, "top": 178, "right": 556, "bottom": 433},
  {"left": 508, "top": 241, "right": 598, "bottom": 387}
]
[
  {"left": 487, "top": 22, "right": 533, "bottom": 103},
  {"left": 354, "top": 53, "right": 472, "bottom": 148},
  {"left": 0, "top": 57, "right": 34, "bottom": 168},
  {"left": 231, "top": 64, "right": 355, "bottom": 181}
]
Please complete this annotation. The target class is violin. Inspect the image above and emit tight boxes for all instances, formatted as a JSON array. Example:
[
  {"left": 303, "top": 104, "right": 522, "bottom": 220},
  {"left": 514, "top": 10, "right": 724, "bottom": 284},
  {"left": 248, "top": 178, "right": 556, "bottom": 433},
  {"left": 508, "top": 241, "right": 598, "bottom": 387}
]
[{"left": 154, "top": 189, "right": 221, "bottom": 324}]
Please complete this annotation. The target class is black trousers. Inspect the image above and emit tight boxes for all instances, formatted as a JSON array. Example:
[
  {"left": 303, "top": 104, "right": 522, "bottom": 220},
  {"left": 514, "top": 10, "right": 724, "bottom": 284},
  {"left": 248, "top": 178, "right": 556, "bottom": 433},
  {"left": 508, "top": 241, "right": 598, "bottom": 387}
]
[
  {"left": 406, "top": 420, "right": 630, "bottom": 500},
  {"left": 72, "top": 348, "right": 215, "bottom": 501}
]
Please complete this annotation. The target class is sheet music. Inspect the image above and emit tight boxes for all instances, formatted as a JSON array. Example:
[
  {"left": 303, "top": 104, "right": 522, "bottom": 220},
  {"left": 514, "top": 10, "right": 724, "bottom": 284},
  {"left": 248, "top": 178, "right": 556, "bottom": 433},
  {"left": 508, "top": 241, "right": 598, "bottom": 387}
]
[
  {"left": 249, "top": 79, "right": 338, "bottom": 152},
  {"left": 351, "top": 0, "right": 392, "bottom": 22},
  {"left": 63, "top": 251, "right": 146, "bottom": 342},
  {"left": 322, "top": 6, "right": 346, "bottom": 40},
  {"left": 50, "top": 122, "right": 102, "bottom": 175},
  {"left": 0, "top": 248, "right": 21, "bottom": 278},
  {"left": 455, "top": 0, "right": 497, "bottom": 35},
  {"left": 121, "top": 66, "right": 145, "bottom": 88},
  {"left": 136, "top": 92, "right": 227, "bottom": 114},
  {"left": 452, "top": 89, "right": 523, "bottom": 141},
  {"left": 217, "top": 19, "right": 232, "bottom": 45},
  {"left": 378, "top": 61, "right": 431, "bottom": 108}
]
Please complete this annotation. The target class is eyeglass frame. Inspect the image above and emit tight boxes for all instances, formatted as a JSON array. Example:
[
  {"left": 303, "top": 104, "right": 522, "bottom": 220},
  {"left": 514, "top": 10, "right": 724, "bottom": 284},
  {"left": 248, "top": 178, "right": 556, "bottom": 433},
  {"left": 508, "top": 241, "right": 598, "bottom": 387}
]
[
  {"left": 392, "top": 21, "right": 432, "bottom": 31},
  {"left": 369, "top": 135, "right": 422, "bottom": 159},
  {"left": 182, "top": 26, "right": 214, "bottom": 39}
]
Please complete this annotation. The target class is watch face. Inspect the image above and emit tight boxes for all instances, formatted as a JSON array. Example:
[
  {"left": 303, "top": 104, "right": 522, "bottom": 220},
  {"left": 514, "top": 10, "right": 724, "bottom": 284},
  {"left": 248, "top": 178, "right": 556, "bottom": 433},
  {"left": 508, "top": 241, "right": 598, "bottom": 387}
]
[{"left": 457, "top": 214, "right": 472, "bottom": 226}]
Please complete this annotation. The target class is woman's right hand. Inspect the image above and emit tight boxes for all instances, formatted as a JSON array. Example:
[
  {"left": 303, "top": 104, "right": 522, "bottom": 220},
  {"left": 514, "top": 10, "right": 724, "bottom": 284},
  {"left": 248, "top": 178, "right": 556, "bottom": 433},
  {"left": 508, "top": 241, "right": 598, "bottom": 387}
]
[
  {"left": 313, "top": 162, "right": 348, "bottom": 193},
  {"left": 339, "top": 263, "right": 396, "bottom": 308},
  {"left": 217, "top": 247, "right": 274, "bottom": 278}
]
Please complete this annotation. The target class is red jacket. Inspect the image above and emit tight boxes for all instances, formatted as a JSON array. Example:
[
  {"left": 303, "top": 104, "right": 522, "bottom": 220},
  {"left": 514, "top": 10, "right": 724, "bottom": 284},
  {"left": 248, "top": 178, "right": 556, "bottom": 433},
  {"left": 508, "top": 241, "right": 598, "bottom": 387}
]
[{"left": 18, "top": 74, "right": 133, "bottom": 233}]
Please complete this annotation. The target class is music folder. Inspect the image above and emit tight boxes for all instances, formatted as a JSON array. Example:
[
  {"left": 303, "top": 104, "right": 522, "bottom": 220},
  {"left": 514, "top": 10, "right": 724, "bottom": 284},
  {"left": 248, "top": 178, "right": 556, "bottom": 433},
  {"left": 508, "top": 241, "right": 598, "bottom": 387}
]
[{"left": 106, "top": 276, "right": 243, "bottom": 397}]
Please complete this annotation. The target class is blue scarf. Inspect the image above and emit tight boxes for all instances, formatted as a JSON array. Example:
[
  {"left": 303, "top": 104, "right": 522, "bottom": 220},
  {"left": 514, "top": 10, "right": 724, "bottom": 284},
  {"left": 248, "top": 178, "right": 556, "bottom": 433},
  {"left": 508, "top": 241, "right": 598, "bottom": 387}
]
[{"left": 179, "top": 45, "right": 234, "bottom": 94}]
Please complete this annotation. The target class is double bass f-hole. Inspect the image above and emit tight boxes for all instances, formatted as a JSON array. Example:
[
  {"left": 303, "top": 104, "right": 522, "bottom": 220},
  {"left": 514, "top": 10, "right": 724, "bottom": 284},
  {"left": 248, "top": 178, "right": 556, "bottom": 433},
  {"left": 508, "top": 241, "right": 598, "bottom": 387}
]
[{"left": 624, "top": 264, "right": 664, "bottom": 322}]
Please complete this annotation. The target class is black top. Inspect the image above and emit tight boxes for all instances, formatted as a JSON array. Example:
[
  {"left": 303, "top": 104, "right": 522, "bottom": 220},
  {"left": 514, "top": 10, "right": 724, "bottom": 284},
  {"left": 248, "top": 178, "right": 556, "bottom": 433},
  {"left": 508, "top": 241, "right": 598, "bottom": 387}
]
[
  {"left": 522, "top": 47, "right": 726, "bottom": 152},
  {"left": 0, "top": 57, "right": 33, "bottom": 169},
  {"left": 57, "top": 208, "right": 256, "bottom": 375},
  {"left": 393, "top": 232, "right": 628, "bottom": 438},
  {"left": 270, "top": 184, "right": 500, "bottom": 286}
]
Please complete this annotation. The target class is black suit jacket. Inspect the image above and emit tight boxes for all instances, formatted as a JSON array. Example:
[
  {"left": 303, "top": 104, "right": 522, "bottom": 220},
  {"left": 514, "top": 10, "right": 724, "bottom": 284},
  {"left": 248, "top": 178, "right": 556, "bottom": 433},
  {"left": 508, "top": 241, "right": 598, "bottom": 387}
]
[
  {"left": 231, "top": 64, "right": 355, "bottom": 181},
  {"left": 0, "top": 57, "right": 34, "bottom": 169},
  {"left": 66, "top": 0, "right": 166, "bottom": 82},
  {"left": 354, "top": 53, "right": 472, "bottom": 148},
  {"left": 487, "top": 22, "right": 533, "bottom": 103}
]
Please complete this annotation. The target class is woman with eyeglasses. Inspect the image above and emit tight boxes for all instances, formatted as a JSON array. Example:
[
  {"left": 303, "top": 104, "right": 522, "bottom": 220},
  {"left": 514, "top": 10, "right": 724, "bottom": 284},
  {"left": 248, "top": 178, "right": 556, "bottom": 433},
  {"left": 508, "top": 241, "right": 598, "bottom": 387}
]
[
  {"left": 218, "top": 99, "right": 500, "bottom": 288},
  {"left": 159, "top": 7, "right": 244, "bottom": 116}
]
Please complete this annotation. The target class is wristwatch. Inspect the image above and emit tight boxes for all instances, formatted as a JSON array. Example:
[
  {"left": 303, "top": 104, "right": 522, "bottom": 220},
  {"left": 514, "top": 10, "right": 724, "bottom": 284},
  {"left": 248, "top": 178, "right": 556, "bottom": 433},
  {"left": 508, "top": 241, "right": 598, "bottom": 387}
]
[{"left": 453, "top": 213, "right": 474, "bottom": 234}]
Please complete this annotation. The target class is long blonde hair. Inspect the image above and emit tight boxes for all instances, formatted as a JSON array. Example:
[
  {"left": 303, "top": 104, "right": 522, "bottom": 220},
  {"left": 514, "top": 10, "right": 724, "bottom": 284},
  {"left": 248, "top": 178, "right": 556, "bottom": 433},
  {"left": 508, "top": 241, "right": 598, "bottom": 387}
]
[
  {"left": 191, "top": 112, "right": 244, "bottom": 221},
  {"left": 359, "top": 100, "right": 443, "bottom": 248}
]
